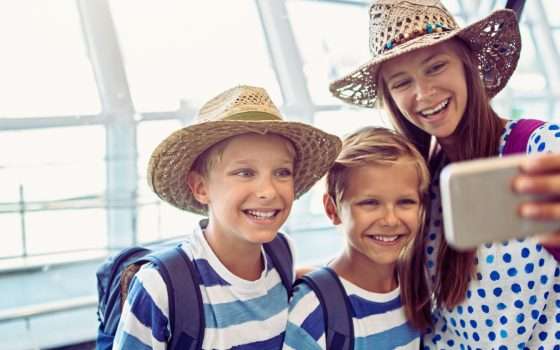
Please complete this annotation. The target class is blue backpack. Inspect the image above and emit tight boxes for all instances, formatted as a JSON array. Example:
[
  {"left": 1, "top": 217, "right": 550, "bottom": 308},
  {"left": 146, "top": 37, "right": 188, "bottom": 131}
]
[
  {"left": 296, "top": 267, "right": 354, "bottom": 350},
  {"left": 95, "top": 233, "right": 293, "bottom": 350}
]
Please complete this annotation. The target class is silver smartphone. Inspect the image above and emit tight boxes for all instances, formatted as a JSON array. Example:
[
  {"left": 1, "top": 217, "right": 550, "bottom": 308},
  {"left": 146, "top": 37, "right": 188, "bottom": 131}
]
[{"left": 440, "top": 154, "right": 560, "bottom": 250}]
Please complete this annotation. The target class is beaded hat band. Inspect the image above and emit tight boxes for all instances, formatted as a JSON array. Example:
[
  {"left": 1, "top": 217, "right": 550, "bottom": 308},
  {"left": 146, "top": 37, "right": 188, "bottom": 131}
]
[{"left": 330, "top": 0, "right": 521, "bottom": 108}]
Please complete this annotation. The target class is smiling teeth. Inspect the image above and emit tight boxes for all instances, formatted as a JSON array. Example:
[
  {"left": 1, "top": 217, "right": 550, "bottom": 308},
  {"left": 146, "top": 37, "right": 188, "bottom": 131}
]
[
  {"left": 246, "top": 210, "right": 276, "bottom": 218},
  {"left": 372, "top": 235, "right": 399, "bottom": 242},
  {"left": 420, "top": 99, "right": 449, "bottom": 116}
]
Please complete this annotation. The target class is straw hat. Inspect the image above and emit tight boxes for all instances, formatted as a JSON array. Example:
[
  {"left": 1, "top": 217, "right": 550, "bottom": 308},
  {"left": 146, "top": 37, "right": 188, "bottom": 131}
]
[
  {"left": 330, "top": 0, "right": 521, "bottom": 108},
  {"left": 148, "top": 85, "right": 342, "bottom": 215}
]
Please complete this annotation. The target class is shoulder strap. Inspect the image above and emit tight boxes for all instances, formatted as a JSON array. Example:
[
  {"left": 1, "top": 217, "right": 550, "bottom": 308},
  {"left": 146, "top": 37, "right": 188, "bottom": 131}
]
[
  {"left": 297, "top": 267, "right": 354, "bottom": 350},
  {"left": 503, "top": 119, "right": 545, "bottom": 155},
  {"left": 144, "top": 246, "right": 204, "bottom": 350},
  {"left": 263, "top": 233, "right": 294, "bottom": 297}
]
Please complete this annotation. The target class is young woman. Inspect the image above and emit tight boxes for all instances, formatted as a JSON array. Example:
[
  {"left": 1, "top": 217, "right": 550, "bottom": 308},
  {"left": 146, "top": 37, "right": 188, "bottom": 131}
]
[{"left": 330, "top": 0, "right": 560, "bottom": 348}]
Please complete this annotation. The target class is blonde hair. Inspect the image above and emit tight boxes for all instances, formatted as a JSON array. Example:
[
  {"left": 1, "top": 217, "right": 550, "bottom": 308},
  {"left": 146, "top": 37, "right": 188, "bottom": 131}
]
[
  {"left": 326, "top": 127, "right": 429, "bottom": 207},
  {"left": 325, "top": 126, "right": 432, "bottom": 329},
  {"left": 191, "top": 133, "right": 297, "bottom": 178}
]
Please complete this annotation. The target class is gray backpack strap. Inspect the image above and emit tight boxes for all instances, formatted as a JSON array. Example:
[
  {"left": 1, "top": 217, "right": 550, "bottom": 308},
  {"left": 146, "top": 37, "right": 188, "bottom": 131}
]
[
  {"left": 263, "top": 233, "right": 294, "bottom": 297},
  {"left": 147, "top": 246, "right": 204, "bottom": 350},
  {"left": 298, "top": 267, "right": 354, "bottom": 350}
]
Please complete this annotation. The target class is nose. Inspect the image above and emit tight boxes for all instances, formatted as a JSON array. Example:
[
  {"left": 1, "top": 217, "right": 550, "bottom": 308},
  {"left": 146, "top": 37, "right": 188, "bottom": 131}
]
[
  {"left": 255, "top": 175, "right": 278, "bottom": 200},
  {"left": 415, "top": 78, "right": 436, "bottom": 101},
  {"left": 381, "top": 205, "right": 399, "bottom": 226}
]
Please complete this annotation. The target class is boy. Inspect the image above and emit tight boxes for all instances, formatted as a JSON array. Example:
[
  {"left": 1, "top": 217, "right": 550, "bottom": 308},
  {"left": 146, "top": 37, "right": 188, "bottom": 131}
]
[
  {"left": 284, "top": 127, "right": 431, "bottom": 349},
  {"left": 112, "top": 85, "right": 341, "bottom": 349}
]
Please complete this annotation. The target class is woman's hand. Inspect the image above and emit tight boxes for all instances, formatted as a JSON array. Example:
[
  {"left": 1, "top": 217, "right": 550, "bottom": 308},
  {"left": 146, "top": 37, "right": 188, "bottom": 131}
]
[{"left": 514, "top": 153, "right": 560, "bottom": 247}]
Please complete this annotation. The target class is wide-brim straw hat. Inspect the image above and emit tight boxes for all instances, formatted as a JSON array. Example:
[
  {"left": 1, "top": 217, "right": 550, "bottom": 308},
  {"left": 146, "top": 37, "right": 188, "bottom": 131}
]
[
  {"left": 148, "top": 85, "right": 342, "bottom": 215},
  {"left": 330, "top": 0, "right": 521, "bottom": 108}
]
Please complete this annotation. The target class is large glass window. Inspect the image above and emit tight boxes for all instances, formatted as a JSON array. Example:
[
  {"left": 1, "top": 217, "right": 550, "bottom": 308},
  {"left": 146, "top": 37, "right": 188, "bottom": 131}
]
[
  {"left": 109, "top": 0, "right": 282, "bottom": 113},
  {"left": 0, "top": 0, "right": 100, "bottom": 118},
  {"left": 0, "top": 126, "right": 106, "bottom": 257}
]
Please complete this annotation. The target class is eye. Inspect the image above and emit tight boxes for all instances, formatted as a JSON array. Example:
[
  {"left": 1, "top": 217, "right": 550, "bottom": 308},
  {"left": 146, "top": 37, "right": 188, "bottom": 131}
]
[
  {"left": 358, "top": 198, "right": 380, "bottom": 206},
  {"left": 391, "top": 78, "right": 411, "bottom": 90},
  {"left": 275, "top": 167, "right": 293, "bottom": 178},
  {"left": 427, "top": 62, "right": 446, "bottom": 74},
  {"left": 398, "top": 198, "right": 418, "bottom": 206},
  {"left": 232, "top": 168, "right": 255, "bottom": 177}
]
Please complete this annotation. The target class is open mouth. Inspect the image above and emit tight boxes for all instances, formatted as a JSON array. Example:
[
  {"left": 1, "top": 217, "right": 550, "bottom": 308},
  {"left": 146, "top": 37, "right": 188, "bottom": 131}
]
[
  {"left": 419, "top": 98, "right": 450, "bottom": 118},
  {"left": 366, "top": 234, "right": 406, "bottom": 244},
  {"left": 242, "top": 209, "right": 280, "bottom": 221}
]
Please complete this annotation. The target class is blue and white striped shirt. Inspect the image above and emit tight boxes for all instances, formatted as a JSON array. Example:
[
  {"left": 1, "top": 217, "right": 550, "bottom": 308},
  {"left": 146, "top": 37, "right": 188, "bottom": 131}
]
[
  {"left": 113, "top": 223, "right": 294, "bottom": 350},
  {"left": 283, "top": 277, "right": 420, "bottom": 350}
]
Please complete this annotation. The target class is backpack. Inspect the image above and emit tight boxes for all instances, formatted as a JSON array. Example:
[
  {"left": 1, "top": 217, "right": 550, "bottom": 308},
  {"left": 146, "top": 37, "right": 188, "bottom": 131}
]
[
  {"left": 296, "top": 267, "right": 354, "bottom": 350},
  {"left": 95, "top": 232, "right": 293, "bottom": 350}
]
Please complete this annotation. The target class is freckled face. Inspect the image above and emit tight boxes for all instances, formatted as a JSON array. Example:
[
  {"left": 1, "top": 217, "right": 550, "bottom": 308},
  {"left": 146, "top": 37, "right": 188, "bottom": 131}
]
[{"left": 381, "top": 41, "right": 468, "bottom": 142}]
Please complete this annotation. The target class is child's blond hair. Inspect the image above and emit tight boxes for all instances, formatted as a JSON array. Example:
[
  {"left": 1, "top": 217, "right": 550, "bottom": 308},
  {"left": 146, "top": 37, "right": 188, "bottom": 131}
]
[
  {"left": 325, "top": 126, "right": 432, "bottom": 330},
  {"left": 326, "top": 126, "right": 429, "bottom": 208}
]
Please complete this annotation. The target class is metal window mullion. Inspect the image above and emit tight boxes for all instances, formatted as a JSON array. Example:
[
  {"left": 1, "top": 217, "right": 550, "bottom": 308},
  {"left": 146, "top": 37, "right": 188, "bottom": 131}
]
[
  {"left": 255, "top": 0, "right": 318, "bottom": 232},
  {"left": 77, "top": 0, "right": 138, "bottom": 248}
]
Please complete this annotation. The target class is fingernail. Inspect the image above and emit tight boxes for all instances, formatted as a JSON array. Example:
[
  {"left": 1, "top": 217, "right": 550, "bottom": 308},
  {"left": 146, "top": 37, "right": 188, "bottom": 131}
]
[{"left": 521, "top": 205, "right": 539, "bottom": 218}]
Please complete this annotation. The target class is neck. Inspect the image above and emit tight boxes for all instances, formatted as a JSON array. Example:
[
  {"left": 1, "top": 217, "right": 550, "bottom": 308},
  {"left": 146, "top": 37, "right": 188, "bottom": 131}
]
[
  {"left": 203, "top": 225, "right": 263, "bottom": 281},
  {"left": 330, "top": 247, "right": 398, "bottom": 293}
]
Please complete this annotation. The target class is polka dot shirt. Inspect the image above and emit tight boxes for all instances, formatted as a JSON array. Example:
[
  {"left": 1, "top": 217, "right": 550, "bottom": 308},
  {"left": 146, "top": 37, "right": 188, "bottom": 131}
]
[{"left": 422, "top": 120, "right": 560, "bottom": 349}]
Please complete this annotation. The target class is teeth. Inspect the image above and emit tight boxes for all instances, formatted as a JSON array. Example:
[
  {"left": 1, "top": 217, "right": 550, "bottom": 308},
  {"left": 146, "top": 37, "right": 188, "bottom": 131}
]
[
  {"left": 245, "top": 210, "right": 276, "bottom": 219},
  {"left": 420, "top": 99, "right": 449, "bottom": 116},
  {"left": 371, "top": 235, "right": 399, "bottom": 242}
]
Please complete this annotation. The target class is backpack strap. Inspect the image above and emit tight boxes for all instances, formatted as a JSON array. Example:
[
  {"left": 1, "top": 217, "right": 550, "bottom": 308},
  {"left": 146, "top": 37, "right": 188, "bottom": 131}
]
[
  {"left": 263, "top": 233, "right": 294, "bottom": 298},
  {"left": 502, "top": 119, "right": 560, "bottom": 261},
  {"left": 143, "top": 246, "right": 204, "bottom": 350},
  {"left": 297, "top": 267, "right": 354, "bottom": 350},
  {"left": 503, "top": 119, "right": 545, "bottom": 155}
]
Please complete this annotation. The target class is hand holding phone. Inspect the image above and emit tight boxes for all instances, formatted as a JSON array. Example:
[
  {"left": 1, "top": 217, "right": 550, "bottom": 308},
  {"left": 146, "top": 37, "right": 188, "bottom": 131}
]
[{"left": 440, "top": 154, "right": 560, "bottom": 250}]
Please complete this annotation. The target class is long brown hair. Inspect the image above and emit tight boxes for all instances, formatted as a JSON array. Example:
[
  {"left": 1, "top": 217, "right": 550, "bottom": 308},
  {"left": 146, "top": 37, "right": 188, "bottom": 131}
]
[
  {"left": 325, "top": 126, "right": 432, "bottom": 329},
  {"left": 377, "top": 38, "right": 504, "bottom": 309}
]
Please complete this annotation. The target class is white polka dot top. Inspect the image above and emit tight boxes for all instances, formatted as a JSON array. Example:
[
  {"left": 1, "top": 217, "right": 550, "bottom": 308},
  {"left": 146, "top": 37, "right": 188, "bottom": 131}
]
[{"left": 422, "top": 120, "right": 560, "bottom": 350}]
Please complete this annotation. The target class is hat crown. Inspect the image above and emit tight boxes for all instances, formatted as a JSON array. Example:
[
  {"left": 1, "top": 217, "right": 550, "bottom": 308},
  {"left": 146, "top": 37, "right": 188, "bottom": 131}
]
[
  {"left": 369, "top": 0, "right": 458, "bottom": 56},
  {"left": 197, "top": 85, "right": 283, "bottom": 123}
]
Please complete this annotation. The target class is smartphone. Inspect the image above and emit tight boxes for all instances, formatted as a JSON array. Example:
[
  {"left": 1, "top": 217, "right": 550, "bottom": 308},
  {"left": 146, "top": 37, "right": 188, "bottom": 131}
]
[{"left": 440, "top": 154, "right": 560, "bottom": 250}]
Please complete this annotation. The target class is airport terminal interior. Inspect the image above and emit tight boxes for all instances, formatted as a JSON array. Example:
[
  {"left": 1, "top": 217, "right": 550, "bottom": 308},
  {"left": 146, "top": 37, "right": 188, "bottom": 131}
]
[{"left": 1, "top": 0, "right": 559, "bottom": 348}]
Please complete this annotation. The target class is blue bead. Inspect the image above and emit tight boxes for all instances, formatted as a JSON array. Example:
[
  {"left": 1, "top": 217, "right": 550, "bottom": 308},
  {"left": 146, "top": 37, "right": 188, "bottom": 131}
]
[
  {"left": 521, "top": 248, "right": 530, "bottom": 257},
  {"left": 490, "top": 271, "right": 500, "bottom": 281},
  {"left": 494, "top": 287, "right": 503, "bottom": 297},
  {"left": 508, "top": 267, "right": 518, "bottom": 276},
  {"left": 549, "top": 124, "right": 560, "bottom": 130},
  {"left": 503, "top": 253, "right": 512, "bottom": 263},
  {"left": 512, "top": 283, "right": 521, "bottom": 293}
]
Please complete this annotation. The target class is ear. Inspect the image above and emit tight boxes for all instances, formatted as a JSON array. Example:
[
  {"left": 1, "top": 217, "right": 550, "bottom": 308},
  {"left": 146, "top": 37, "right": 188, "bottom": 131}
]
[
  {"left": 323, "top": 193, "right": 341, "bottom": 225},
  {"left": 187, "top": 171, "right": 210, "bottom": 205}
]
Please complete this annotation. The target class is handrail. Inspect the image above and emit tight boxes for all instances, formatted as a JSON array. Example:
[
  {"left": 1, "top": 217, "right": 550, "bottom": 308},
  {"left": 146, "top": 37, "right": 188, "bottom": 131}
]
[{"left": 0, "top": 295, "right": 97, "bottom": 323}]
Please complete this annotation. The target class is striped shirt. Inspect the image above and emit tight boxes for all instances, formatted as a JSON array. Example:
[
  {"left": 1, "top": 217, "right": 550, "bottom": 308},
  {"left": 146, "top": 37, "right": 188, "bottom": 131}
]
[
  {"left": 283, "top": 277, "right": 420, "bottom": 350},
  {"left": 113, "top": 222, "right": 294, "bottom": 350}
]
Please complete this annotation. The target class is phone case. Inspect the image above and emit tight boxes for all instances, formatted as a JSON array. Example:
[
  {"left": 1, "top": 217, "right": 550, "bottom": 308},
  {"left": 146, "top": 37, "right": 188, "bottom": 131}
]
[{"left": 440, "top": 154, "right": 559, "bottom": 250}]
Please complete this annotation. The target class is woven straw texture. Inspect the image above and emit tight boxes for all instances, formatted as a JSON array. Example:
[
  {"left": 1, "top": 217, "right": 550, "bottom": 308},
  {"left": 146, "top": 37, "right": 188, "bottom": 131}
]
[
  {"left": 148, "top": 86, "right": 342, "bottom": 215},
  {"left": 330, "top": 0, "right": 521, "bottom": 108}
]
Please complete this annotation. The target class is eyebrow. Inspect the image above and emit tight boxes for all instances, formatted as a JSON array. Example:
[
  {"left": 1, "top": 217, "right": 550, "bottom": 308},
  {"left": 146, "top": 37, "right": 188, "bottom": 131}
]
[{"left": 386, "top": 53, "right": 442, "bottom": 81}]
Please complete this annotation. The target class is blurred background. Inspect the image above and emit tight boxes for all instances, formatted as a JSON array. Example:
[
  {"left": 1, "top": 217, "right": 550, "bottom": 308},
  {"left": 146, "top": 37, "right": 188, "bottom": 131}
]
[{"left": 1, "top": 0, "right": 558, "bottom": 348}]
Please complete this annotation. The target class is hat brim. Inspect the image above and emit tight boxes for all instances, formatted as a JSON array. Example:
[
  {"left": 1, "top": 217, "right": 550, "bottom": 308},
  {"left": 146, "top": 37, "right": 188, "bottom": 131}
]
[
  {"left": 329, "top": 9, "right": 521, "bottom": 108},
  {"left": 148, "top": 119, "right": 342, "bottom": 215}
]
